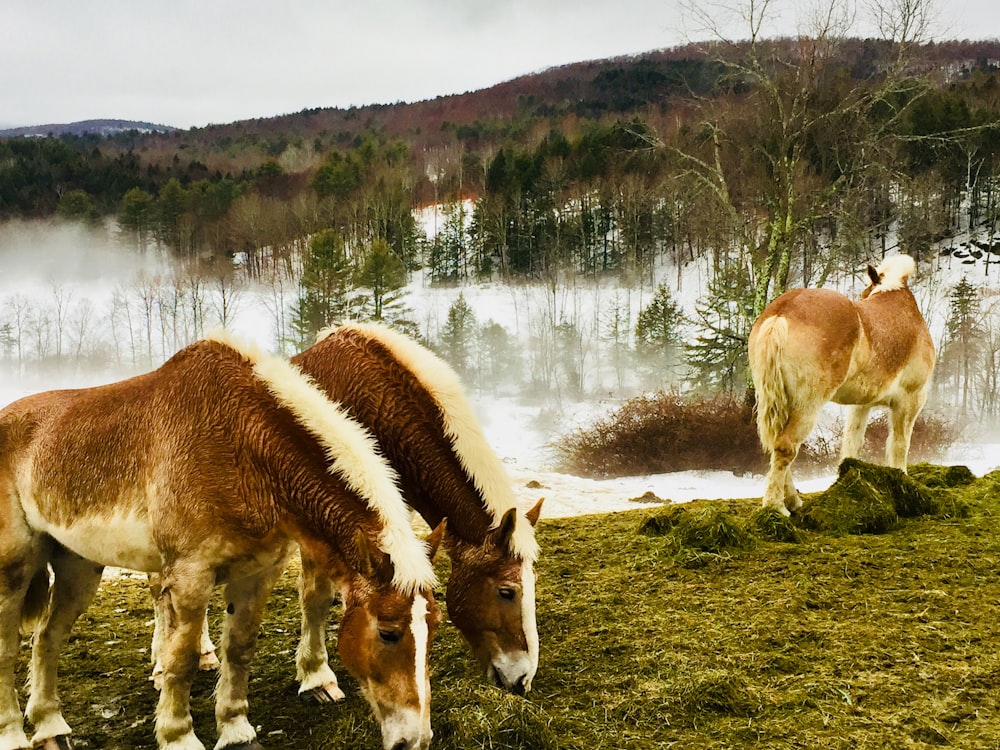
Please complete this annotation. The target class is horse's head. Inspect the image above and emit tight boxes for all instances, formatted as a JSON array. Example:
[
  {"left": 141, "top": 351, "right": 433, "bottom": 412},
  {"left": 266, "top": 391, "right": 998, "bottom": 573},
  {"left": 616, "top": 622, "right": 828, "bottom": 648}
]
[
  {"left": 338, "top": 523, "right": 445, "bottom": 750},
  {"left": 445, "top": 498, "right": 542, "bottom": 695}
]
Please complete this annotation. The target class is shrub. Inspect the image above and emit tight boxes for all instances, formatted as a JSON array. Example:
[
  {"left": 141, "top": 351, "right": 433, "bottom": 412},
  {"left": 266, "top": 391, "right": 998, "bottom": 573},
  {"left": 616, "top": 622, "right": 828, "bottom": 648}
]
[
  {"left": 553, "top": 391, "right": 961, "bottom": 478},
  {"left": 553, "top": 392, "right": 765, "bottom": 478}
]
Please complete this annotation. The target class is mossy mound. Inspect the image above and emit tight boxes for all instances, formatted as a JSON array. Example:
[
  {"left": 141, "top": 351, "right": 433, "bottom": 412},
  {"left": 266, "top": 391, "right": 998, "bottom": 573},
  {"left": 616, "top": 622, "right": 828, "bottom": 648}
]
[
  {"left": 434, "top": 688, "right": 558, "bottom": 750},
  {"left": 751, "top": 506, "right": 804, "bottom": 543},
  {"left": 640, "top": 504, "right": 754, "bottom": 552},
  {"left": 798, "top": 458, "right": 936, "bottom": 534},
  {"left": 638, "top": 504, "right": 687, "bottom": 536},
  {"left": 908, "top": 462, "right": 976, "bottom": 489}
]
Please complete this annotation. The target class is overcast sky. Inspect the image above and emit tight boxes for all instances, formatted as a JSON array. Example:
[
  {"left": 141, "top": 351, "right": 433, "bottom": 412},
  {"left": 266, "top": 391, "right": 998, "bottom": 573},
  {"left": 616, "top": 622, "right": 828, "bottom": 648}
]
[{"left": 2, "top": 0, "right": 998, "bottom": 130}]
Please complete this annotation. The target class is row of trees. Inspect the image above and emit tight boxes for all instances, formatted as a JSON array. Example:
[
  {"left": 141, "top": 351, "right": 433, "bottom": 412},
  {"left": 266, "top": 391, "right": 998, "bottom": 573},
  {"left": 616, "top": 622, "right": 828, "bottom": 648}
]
[{"left": 4, "top": 0, "right": 1000, "bottom": 425}]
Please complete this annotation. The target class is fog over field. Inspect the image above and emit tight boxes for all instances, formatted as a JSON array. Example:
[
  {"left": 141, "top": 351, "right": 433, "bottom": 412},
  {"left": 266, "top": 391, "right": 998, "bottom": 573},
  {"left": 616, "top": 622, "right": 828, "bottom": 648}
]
[{"left": 2, "top": 216, "right": 999, "bottom": 519}]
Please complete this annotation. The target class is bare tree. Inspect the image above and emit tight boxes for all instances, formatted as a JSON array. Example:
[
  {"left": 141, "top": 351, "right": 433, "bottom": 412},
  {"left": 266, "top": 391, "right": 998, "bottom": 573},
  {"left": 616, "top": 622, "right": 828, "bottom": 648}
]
[
  {"left": 677, "top": 0, "right": 941, "bottom": 320},
  {"left": 3, "top": 295, "right": 33, "bottom": 374}
]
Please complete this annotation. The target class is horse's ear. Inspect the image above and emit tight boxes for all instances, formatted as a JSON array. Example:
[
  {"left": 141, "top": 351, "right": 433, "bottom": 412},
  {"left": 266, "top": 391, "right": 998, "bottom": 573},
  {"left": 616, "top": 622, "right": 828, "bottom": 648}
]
[
  {"left": 866, "top": 264, "right": 880, "bottom": 286},
  {"left": 492, "top": 508, "right": 518, "bottom": 551},
  {"left": 350, "top": 528, "right": 377, "bottom": 578},
  {"left": 351, "top": 528, "right": 394, "bottom": 582},
  {"left": 526, "top": 498, "right": 544, "bottom": 527},
  {"left": 426, "top": 519, "right": 447, "bottom": 562}
]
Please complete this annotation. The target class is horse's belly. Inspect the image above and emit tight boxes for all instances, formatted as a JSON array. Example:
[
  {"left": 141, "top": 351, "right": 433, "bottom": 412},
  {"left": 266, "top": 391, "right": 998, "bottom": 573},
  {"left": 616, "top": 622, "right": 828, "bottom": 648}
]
[
  {"left": 30, "top": 506, "right": 160, "bottom": 571},
  {"left": 831, "top": 380, "right": 889, "bottom": 406}
]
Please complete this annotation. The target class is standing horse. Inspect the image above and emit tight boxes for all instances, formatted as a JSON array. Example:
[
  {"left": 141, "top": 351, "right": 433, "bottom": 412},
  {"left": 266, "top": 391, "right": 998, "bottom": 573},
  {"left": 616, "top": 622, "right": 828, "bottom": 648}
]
[
  {"left": 288, "top": 322, "right": 542, "bottom": 699},
  {"left": 748, "top": 254, "right": 936, "bottom": 516},
  {"left": 0, "top": 334, "right": 440, "bottom": 750}
]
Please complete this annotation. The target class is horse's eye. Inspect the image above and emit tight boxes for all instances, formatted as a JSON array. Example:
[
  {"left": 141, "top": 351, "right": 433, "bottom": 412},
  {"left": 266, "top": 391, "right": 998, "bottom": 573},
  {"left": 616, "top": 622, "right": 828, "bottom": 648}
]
[
  {"left": 378, "top": 628, "right": 402, "bottom": 644},
  {"left": 498, "top": 587, "right": 517, "bottom": 601}
]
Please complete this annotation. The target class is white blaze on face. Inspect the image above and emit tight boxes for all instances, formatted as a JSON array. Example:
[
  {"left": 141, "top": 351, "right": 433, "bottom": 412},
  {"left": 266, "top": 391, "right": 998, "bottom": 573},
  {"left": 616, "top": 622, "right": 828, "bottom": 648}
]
[
  {"left": 411, "top": 592, "right": 430, "bottom": 720},
  {"left": 521, "top": 560, "right": 539, "bottom": 690},
  {"left": 380, "top": 592, "right": 432, "bottom": 750}
]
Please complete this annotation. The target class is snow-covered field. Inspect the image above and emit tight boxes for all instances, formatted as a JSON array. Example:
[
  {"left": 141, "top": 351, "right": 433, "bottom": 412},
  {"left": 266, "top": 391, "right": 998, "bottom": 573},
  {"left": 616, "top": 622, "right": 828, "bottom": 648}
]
[{"left": 472, "top": 392, "right": 1000, "bottom": 519}]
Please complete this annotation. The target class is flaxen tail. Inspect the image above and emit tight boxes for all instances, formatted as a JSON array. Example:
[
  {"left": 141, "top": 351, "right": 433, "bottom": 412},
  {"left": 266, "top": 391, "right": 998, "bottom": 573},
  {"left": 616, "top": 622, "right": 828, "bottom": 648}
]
[{"left": 749, "top": 316, "right": 790, "bottom": 452}]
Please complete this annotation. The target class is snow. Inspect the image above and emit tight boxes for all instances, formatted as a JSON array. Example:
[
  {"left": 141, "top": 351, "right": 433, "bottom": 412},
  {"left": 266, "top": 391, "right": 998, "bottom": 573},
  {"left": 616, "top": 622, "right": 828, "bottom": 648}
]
[
  {"left": 469, "top": 391, "right": 1000, "bottom": 519},
  {"left": 3, "top": 218, "right": 1000, "bottom": 523}
]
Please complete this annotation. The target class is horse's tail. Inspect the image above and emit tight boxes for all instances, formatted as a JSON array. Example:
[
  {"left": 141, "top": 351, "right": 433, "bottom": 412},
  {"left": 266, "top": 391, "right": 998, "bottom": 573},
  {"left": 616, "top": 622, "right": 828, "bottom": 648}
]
[
  {"left": 21, "top": 567, "right": 51, "bottom": 634},
  {"left": 749, "top": 316, "right": 790, "bottom": 452}
]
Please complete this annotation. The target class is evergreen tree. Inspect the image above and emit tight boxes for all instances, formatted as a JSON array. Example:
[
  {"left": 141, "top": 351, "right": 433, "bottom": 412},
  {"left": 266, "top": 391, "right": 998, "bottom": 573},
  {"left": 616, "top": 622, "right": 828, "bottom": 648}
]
[
  {"left": 156, "top": 178, "right": 188, "bottom": 251},
  {"left": 940, "top": 276, "right": 985, "bottom": 415},
  {"left": 554, "top": 319, "right": 584, "bottom": 398},
  {"left": 290, "top": 229, "right": 355, "bottom": 347},
  {"left": 478, "top": 321, "right": 521, "bottom": 395},
  {"left": 429, "top": 199, "right": 469, "bottom": 283},
  {"left": 119, "top": 187, "right": 155, "bottom": 250},
  {"left": 635, "top": 283, "right": 686, "bottom": 387},
  {"left": 686, "top": 261, "right": 755, "bottom": 394},
  {"left": 437, "top": 293, "right": 477, "bottom": 380},
  {"left": 356, "top": 238, "right": 407, "bottom": 320},
  {"left": 56, "top": 189, "right": 101, "bottom": 225}
]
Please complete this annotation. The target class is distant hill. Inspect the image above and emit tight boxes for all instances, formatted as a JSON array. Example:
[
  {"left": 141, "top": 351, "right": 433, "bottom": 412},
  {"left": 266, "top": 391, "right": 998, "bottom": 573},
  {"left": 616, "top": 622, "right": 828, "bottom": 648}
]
[{"left": 0, "top": 119, "right": 177, "bottom": 138}]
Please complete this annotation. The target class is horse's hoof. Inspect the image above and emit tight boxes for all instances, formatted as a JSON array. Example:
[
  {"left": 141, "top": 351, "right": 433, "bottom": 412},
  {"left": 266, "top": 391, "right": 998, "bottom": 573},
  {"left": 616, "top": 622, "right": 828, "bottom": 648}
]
[
  {"left": 32, "top": 736, "right": 73, "bottom": 750},
  {"left": 219, "top": 743, "right": 263, "bottom": 750},
  {"left": 298, "top": 683, "right": 345, "bottom": 705}
]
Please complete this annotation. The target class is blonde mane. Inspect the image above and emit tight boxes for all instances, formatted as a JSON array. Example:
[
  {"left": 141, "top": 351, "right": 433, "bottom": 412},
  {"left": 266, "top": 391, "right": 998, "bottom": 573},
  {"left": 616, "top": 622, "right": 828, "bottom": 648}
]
[
  {"left": 318, "top": 322, "right": 539, "bottom": 563},
  {"left": 207, "top": 330, "right": 436, "bottom": 594},
  {"left": 870, "top": 254, "right": 916, "bottom": 295}
]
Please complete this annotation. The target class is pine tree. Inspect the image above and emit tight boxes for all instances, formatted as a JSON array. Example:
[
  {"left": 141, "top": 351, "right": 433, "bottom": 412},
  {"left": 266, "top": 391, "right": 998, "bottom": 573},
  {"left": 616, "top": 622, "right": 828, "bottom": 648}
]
[
  {"left": 635, "top": 283, "right": 686, "bottom": 387},
  {"left": 941, "top": 276, "right": 985, "bottom": 415},
  {"left": 686, "top": 261, "right": 755, "bottom": 394},
  {"left": 437, "top": 293, "right": 478, "bottom": 380},
  {"left": 290, "top": 229, "right": 354, "bottom": 348},
  {"left": 478, "top": 321, "right": 521, "bottom": 395},
  {"left": 356, "top": 238, "right": 407, "bottom": 320}
]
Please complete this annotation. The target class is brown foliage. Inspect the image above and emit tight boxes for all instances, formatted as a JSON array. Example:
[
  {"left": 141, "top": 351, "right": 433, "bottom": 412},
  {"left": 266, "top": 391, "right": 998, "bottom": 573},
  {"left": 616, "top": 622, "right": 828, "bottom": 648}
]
[{"left": 553, "top": 391, "right": 959, "bottom": 479}]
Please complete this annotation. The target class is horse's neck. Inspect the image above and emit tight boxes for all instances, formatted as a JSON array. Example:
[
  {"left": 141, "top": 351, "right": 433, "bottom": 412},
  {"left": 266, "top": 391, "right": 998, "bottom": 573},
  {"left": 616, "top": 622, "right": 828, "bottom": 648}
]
[{"left": 293, "top": 340, "right": 496, "bottom": 547}]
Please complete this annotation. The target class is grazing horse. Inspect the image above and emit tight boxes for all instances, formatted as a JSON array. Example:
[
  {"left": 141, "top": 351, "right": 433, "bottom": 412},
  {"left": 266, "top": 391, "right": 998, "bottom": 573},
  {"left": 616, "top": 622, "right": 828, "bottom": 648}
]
[
  {"left": 748, "top": 254, "right": 936, "bottom": 516},
  {"left": 0, "top": 334, "right": 440, "bottom": 750},
  {"left": 287, "top": 322, "right": 542, "bottom": 700}
]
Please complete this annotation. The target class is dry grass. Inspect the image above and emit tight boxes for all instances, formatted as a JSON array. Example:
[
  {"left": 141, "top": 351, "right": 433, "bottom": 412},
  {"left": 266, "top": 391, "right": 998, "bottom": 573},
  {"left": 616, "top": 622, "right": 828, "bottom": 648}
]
[{"left": 22, "top": 459, "right": 1000, "bottom": 749}]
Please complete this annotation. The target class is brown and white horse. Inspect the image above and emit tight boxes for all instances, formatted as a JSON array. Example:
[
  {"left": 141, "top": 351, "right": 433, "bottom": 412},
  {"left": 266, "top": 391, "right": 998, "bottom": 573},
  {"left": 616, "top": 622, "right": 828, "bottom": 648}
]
[
  {"left": 0, "top": 334, "right": 440, "bottom": 750},
  {"left": 288, "top": 322, "right": 542, "bottom": 699},
  {"left": 748, "top": 254, "right": 936, "bottom": 515}
]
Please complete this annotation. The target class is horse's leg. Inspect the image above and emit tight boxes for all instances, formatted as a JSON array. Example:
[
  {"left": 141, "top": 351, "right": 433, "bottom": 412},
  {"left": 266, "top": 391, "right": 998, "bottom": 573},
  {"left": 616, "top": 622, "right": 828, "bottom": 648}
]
[
  {"left": 214, "top": 566, "right": 284, "bottom": 750},
  {"left": 0, "top": 541, "right": 43, "bottom": 750},
  {"left": 762, "top": 438, "right": 798, "bottom": 516},
  {"left": 26, "top": 550, "right": 103, "bottom": 747},
  {"left": 154, "top": 563, "right": 214, "bottom": 750},
  {"left": 886, "top": 392, "right": 927, "bottom": 470},
  {"left": 764, "top": 401, "right": 826, "bottom": 515},
  {"left": 295, "top": 546, "right": 344, "bottom": 704},
  {"left": 149, "top": 575, "right": 219, "bottom": 689},
  {"left": 841, "top": 405, "right": 872, "bottom": 461}
]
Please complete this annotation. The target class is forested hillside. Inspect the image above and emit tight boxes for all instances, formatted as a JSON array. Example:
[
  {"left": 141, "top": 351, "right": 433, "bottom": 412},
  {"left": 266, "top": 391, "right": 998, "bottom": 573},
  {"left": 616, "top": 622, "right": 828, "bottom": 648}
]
[{"left": 2, "top": 33, "right": 1000, "bottom": 427}]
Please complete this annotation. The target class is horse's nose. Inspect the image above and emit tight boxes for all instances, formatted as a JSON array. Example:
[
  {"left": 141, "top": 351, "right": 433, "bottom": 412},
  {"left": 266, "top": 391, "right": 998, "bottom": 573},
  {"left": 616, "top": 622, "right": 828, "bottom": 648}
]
[
  {"left": 511, "top": 674, "right": 527, "bottom": 696},
  {"left": 391, "top": 742, "right": 408, "bottom": 750}
]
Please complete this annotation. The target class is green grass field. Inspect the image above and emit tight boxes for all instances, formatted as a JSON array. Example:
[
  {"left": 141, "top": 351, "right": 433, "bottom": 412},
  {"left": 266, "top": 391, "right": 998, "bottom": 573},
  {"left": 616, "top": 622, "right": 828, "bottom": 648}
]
[{"left": 25, "top": 460, "right": 1000, "bottom": 749}]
